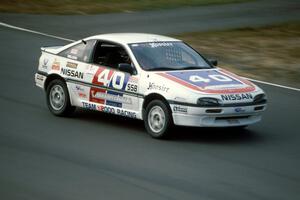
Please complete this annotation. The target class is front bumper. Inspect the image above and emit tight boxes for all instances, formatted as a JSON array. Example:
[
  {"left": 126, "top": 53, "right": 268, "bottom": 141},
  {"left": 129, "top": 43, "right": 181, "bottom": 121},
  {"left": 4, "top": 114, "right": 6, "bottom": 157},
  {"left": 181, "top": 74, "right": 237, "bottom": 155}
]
[{"left": 170, "top": 103, "right": 266, "bottom": 127}]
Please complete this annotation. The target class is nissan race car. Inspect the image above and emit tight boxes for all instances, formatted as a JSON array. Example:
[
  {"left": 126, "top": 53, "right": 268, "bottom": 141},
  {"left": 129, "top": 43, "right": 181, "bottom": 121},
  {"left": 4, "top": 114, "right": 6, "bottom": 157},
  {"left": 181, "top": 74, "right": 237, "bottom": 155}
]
[{"left": 35, "top": 33, "right": 267, "bottom": 138}]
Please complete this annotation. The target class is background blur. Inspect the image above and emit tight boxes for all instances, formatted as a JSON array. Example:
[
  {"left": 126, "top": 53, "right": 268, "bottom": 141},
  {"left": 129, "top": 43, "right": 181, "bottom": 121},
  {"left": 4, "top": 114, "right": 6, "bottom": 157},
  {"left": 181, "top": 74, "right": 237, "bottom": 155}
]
[{"left": 0, "top": 0, "right": 253, "bottom": 14}]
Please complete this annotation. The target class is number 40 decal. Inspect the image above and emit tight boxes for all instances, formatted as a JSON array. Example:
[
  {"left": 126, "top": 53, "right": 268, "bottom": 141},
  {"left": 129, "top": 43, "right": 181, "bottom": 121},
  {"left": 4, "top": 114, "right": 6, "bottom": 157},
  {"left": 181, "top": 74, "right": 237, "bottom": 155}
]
[
  {"left": 97, "top": 69, "right": 125, "bottom": 90},
  {"left": 189, "top": 74, "right": 232, "bottom": 83}
]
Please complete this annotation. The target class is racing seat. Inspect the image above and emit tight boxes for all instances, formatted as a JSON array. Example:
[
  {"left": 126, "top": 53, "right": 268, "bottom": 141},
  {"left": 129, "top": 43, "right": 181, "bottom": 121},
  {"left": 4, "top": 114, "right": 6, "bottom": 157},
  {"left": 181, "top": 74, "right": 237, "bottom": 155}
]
[{"left": 105, "top": 50, "right": 124, "bottom": 69}]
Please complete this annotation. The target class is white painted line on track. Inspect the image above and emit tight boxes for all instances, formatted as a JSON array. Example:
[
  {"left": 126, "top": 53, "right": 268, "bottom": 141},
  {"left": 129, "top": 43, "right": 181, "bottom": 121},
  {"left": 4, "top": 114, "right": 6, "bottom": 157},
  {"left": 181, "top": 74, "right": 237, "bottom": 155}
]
[
  {"left": 1, "top": 21, "right": 300, "bottom": 92},
  {"left": 244, "top": 77, "right": 300, "bottom": 92},
  {"left": 0, "top": 22, "right": 75, "bottom": 42}
]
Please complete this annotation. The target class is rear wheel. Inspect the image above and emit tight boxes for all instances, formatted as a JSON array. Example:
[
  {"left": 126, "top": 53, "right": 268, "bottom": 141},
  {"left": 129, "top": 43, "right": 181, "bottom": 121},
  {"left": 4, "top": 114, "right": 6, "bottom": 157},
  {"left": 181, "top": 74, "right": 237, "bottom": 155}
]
[
  {"left": 144, "top": 100, "right": 173, "bottom": 139},
  {"left": 46, "top": 79, "right": 75, "bottom": 116}
]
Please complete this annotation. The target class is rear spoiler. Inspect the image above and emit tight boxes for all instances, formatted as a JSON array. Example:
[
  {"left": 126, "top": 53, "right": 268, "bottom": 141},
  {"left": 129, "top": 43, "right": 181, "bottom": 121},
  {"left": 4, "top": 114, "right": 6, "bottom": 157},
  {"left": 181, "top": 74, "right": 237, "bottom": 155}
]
[{"left": 41, "top": 46, "right": 63, "bottom": 54}]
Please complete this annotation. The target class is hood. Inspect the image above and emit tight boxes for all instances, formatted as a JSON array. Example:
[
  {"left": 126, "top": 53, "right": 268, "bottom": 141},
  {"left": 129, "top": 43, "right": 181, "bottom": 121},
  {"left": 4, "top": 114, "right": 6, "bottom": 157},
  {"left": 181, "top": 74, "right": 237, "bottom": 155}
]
[{"left": 156, "top": 68, "right": 256, "bottom": 94}]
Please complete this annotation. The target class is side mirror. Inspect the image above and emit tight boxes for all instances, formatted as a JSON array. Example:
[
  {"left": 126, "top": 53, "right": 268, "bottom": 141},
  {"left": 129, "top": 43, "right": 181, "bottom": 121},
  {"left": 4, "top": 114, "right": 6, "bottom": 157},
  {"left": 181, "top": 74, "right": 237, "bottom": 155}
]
[
  {"left": 209, "top": 59, "right": 218, "bottom": 66},
  {"left": 118, "top": 63, "right": 134, "bottom": 75}
]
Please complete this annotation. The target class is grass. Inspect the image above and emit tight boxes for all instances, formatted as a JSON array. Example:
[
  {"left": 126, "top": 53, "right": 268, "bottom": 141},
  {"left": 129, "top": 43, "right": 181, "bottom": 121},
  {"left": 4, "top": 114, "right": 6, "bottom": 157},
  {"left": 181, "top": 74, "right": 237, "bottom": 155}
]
[
  {"left": 175, "top": 22, "right": 300, "bottom": 88},
  {"left": 0, "top": 0, "right": 253, "bottom": 15}
]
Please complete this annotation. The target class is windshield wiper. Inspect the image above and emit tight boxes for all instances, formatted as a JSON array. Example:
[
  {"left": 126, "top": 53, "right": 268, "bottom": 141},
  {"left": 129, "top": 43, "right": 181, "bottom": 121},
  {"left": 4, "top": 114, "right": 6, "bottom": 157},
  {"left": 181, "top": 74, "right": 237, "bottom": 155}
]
[
  {"left": 147, "top": 67, "right": 178, "bottom": 71},
  {"left": 147, "top": 66, "right": 211, "bottom": 71}
]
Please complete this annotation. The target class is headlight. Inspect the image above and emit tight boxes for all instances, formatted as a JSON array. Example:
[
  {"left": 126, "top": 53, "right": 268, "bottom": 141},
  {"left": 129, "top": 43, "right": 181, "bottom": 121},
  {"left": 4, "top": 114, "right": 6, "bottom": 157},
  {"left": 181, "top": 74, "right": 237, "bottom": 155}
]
[
  {"left": 253, "top": 94, "right": 267, "bottom": 104},
  {"left": 197, "top": 97, "right": 221, "bottom": 107}
]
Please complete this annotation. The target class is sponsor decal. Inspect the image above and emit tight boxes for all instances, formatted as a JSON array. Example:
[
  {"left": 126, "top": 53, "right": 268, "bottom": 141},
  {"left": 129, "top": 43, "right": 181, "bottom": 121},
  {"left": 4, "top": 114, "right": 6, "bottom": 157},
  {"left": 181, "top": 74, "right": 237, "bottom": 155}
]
[
  {"left": 132, "top": 42, "right": 173, "bottom": 48},
  {"left": 147, "top": 82, "right": 169, "bottom": 92},
  {"left": 36, "top": 74, "right": 45, "bottom": 81},
  {"left": 116, "top": 108, "right": 136, "bottom": 118},
  {"left": 175, "top": 97, "right": 186, "bottom": 101},
  {"left": 81, "top": 102, "right": 136, "bottom": 118},
  {"left": 158, "top": 69, "right": 256, "bottom": 94},
  {"left": 126, "top": 83, "right": 138, "bottom": 92},
  {"left": 83, "top": 55, "right": 88, "bottom": 62},
  {"left": 66, "top": 62, "right": 78, "bottom": 69},
  {"left": 75, "top": 85, "right": 87, "bottom": 98},
  {"left": 129, "top": 76, "right": 139, "bottom": 83},
  {"left": 234, "top": 107, "right": 246, "bottom": 113},
  {"left": 42, "top": 58, "right": 49, "bottom": 69},
  {"left": 85, "top": 65, "right": 96, "bottom": 75},
  {"left": 90, "top": 88, "right": 132, "bottom": 105},
  {"left": 89, "top": 87, "right": 106, "bottom": 104},
  {"left": 82, "top": 102, "right": 97, "bottom": 110},
  {"left": 67, "top": 54, "right": 78, "bottom": 60},
  {"left": 61, "top": 68, "right": 84, "bottom": 79},
  {"left": 221, "top": 93, "right": 253, "bottom": 101},
  {"left": 78, "top": 92, "right": 87, "bottom": 98},
  {"left": 149, "top": 42, "right": 174, "bottom": 48},
  {"left": 97, "top": 105, "right": 116, "bottom": 114},
  {"left": 52, "top": 59, "right": 60, "bottom": 70},
  {"left": 70, "top": 48, "right": 78, "bottom": 55},
  {"left": 105, "top": 90, "right": 123, "bottom": 108},
  {"left": 173, "top": 105, "right": 187, "bottom": 113},
  {"left": 75, "top": 85, "right": 84, "bottom": 91}
]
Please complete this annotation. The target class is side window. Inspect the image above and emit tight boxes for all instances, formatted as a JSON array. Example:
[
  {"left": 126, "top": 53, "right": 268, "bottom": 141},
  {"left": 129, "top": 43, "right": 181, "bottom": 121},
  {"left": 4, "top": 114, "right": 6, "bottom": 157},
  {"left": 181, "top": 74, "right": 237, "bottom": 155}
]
[
  {"left": 59, "top": 40, "right": 96, "bottom": 62},
  {"left": 92, "top": 41, "right": 131, "bottom": 69}
]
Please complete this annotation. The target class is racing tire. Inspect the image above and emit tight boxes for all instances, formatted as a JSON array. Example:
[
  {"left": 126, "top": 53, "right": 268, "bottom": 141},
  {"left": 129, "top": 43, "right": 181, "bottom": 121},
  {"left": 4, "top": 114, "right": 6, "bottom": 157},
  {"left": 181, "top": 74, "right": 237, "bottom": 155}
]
[
  {"left": 46, "top": 79, "right": 75, "bottom": 116},
  {"left": 144, "top": 100, "right": 173, "bottom": 139}
]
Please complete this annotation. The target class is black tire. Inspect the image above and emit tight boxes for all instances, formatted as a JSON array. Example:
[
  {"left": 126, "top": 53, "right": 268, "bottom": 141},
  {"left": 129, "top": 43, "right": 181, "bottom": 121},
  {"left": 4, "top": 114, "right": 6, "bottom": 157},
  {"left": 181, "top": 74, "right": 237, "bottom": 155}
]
[
  {"left": 46, "top": 79, "right": 75, "bottom": 116},
  {"left": 144, "top": 100, "right": 173, "bottom": 139}
]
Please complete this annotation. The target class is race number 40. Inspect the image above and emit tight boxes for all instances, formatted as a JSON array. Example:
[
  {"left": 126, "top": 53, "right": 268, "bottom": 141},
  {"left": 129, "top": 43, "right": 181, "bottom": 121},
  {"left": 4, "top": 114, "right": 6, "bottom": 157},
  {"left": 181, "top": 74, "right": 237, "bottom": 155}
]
[
  {"left": 97, "top": 69, "right": 125, "bottom": 90},
  {"left": 189, "top": 74, "right": 232, "bottom": 83}
]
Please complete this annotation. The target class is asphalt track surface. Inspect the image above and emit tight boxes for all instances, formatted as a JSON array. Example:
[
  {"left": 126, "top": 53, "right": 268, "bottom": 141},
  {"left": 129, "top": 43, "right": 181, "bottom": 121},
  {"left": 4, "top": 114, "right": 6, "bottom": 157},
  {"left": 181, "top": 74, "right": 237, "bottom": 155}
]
[{"left": 0, "top": 0, "right": 300, "bottom": 199}]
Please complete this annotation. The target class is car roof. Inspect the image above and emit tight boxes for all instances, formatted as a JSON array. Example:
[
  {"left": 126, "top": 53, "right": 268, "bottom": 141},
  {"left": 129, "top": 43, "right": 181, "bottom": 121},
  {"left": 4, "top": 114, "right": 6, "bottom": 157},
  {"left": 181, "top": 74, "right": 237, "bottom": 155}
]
[{"left": 85, "top": 33, "right": 181, "bottom": 45}]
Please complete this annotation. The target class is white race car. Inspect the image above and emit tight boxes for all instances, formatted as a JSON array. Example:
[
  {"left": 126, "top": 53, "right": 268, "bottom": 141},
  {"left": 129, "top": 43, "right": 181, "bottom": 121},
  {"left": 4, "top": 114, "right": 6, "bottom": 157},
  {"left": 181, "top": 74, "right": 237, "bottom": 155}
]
[{"left": 35, "top": 33, "right": 267, "bottom": 138}]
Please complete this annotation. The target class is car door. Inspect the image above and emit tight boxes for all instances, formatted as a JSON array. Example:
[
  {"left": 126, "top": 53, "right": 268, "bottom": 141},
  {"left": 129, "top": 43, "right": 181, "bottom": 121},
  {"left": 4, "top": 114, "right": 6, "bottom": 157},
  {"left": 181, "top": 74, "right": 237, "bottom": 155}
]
[{"left": 86, "top": 41, "right": 140, "bottom": 119}]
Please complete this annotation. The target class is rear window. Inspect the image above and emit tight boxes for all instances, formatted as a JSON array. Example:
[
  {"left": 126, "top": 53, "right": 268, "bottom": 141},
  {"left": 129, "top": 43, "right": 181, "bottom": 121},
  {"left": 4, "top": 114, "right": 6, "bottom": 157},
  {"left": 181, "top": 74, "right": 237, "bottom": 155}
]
[{"left": 59, "top": 40, "right": 96, "bottom": 62}]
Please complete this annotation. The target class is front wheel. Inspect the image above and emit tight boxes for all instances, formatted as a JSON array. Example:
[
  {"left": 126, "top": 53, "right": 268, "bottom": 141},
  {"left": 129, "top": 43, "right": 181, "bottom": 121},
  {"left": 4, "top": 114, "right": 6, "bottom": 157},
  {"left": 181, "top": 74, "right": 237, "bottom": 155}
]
[
  {"left": 144, "top": 100, "right": 173, "bottom": 139},
  {"left": 46, "top": 79, "right": 75, "bottom": 116}
]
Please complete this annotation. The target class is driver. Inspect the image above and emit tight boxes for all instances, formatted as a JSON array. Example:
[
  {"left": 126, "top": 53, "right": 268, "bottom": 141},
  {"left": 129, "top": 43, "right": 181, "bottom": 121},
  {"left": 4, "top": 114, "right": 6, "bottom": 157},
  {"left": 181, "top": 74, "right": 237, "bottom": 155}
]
[{"left": 118, "top": 49, "right": 131, "bottom": 64}]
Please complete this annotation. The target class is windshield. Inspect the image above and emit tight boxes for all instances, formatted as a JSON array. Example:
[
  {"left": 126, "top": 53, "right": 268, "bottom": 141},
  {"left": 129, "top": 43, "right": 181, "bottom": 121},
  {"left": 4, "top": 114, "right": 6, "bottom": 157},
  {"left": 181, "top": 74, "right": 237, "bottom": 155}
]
[{"left": 129, "top": 42, "right": 212, "bottom": 71}]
